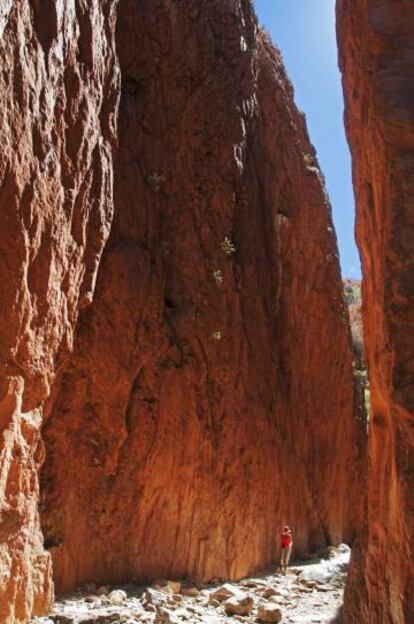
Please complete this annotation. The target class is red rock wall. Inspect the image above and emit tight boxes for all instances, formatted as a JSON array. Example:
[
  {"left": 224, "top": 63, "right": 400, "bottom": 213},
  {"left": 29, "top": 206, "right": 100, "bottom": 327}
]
[
  {"left": 0, "top": 1, "right": 364, "bottom": 620},
  {"left": 40, "top": 0, "right": 364, "bottom": 594},
  {"left": 0, "top": 1, "right": 118, "bottom": 621},
  {"left": 337, "top": 1, "right": 414, "bottom": 622}
]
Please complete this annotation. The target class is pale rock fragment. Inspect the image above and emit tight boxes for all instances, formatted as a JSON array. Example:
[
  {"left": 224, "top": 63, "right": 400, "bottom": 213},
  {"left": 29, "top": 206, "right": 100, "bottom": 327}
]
[
  {"left": 209, "top": 583, "right": 243, "bottom": 603},
  {"left": 108, "top": 589, "right": 128, "bottom": 605},
  {"left": 223, "top": 593, "right": 254, "bottom": 615}
]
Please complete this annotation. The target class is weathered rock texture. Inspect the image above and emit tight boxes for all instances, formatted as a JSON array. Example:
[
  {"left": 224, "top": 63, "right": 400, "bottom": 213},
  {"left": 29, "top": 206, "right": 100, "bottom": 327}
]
[
  {"left": 0, "top": 1, "right": 119, "bottom": 621},
  {"left": 0, "top": 0, "right": 364, "bottom": 621},
  {"left": 337, "top": 1, "right": 414, "bottom": 622},
  {"left": 40, "top": 0, "right": 363, "bottom": 596},
  {"left": 344, "top": 279, "right": 364, "bottom": 369}
]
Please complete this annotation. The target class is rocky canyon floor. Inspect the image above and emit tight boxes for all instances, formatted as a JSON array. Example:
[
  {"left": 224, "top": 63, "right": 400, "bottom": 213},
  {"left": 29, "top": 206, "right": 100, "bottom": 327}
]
[{"left": 31, "top": 546, "right": 349, "bottom": 624}]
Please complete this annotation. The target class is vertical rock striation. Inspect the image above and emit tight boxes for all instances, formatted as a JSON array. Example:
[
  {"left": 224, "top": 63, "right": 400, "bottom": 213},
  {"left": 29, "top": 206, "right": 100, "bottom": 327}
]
[
  {"left": 40, "top": 0, "right": 364, "bottom": 594},
  {"left": 0, "top": 1, "right": 119, "bottom": 621},
  {"left": 0, "top": 1, "right": 365, "bottom": 620},
  {"left": 337, "top": 1, "right": 414, "bottom": 622}
]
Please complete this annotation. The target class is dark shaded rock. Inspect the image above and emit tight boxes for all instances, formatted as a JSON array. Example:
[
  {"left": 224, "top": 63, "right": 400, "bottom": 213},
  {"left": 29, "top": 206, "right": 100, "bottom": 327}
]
[{"left": 337, "top": 0, "right": 414, "bottom": 621}]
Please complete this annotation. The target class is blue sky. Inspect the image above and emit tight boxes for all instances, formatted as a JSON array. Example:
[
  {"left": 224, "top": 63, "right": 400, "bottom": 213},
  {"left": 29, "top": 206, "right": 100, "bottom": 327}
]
[{"left": 254, "top": 0, "right": 361, "bottom": 278}]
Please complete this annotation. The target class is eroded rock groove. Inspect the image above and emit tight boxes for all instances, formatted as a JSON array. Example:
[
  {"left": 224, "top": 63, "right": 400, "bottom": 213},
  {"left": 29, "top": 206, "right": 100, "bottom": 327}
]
[{"left": 0, "top": 1, "right": 367, "bottom": 622}]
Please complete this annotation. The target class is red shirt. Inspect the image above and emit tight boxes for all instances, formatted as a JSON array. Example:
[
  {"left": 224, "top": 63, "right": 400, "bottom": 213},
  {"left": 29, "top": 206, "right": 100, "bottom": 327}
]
[{"left": 280, "top": 532, "right": 292, "bottom": 548}]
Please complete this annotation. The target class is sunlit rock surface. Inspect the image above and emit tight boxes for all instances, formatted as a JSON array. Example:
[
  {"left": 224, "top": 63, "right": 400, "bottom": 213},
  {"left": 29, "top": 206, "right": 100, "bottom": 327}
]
[
  {"left": 42, "top": 0, "right": 363, "bottom": 594},
  {"left": 0, "top": 1, "right": 364, "bottom": 621}
]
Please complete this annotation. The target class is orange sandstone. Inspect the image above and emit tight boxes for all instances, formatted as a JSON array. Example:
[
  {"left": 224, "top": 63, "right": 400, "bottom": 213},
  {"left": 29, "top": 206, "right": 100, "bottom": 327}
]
[
  {"left": 0, "top": 1, "right": 118, "bottom": 621},
  {"left": 337, "top": 0, "right": 414, "bottom": 621},
  {"left": 0, "top": 1, "right": 364, "bottom": 621},
  {"left": 42, "top": 0, "right": 363, "bottom": 594}
]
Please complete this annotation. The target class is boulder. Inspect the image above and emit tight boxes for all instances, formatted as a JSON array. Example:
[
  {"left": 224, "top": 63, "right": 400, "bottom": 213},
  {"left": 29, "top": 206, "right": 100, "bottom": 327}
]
[
  {"left": 297, "top": 568, "right": 327, "bottom": 584},
  {"left": 299, "top": 578, "right": 317, "bottom": 588},
  {"left": 155, "top": 606, "right": 180, "bottom": 624},
  {"left": 180, "top": 585, "right": 199, "bottom": 597},
  {"left": 171, "top": 593, "right": 183, "bottom": 603},
  {"left": 143, "top": 588, "right": 167, "bottom": 608},
  {"left": 224, "top": 594, "right": 254, "bottom": 615},
  {"left": 166, "top": 581, "right": 181, "bottom": 594},
  {"left": 208, "top": 598, "right": 220, "bottom": 608},
  {"left": 325, "top": 544, "right": 350, "bottom": 560},
  {"left": 257, "top": 603, "right": 283, "bottom": 623},
  {"left": 108, "top": 589, "right": 127, "bottom": 605},
  {"left": 240, "top": 579, "right": 268, "bottom": 589},
  {"left": 209, "top": 583, "right": 243, "bottom": 603}
]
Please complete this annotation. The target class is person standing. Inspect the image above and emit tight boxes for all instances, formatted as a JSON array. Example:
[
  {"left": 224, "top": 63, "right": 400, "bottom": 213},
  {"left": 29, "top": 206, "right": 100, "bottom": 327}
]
[{"left": 279, "top": 525, "right": 293, "bottom": 573}]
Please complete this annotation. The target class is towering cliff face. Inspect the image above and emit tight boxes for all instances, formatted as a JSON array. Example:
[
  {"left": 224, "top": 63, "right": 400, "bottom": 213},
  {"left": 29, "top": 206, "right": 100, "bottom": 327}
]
[
  {"left": 0, "top": 1, "right": 118, "bottom": 622},
  {"left": 0, "top": 0, "right": 363, "bottom": 621},
  {"left": 337, "top": 1, "right": 414, "bottom": 622},
  {"left": 40, "top": 0, "right": 363, "bottom": 595}
]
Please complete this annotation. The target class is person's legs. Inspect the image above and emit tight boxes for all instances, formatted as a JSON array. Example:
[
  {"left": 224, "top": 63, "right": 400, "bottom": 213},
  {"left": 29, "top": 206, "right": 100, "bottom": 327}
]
[
  {"left": 280, "top": 547, "right": 287, "bottom": 569},
  {"left": 285, "top": 545, "right": 292, "bottom": 568}
]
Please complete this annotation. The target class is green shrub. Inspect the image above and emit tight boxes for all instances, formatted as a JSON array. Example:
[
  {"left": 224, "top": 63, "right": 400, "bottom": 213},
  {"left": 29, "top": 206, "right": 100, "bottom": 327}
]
[
  {"left": 212, "top": 269, "right": 223, "bottom": 285},
  {"left": 144, "top": 173, "right": 166, "bottom": 190},
  {"left": 221, "top": 237, "right": 236, "bottom": 255}
]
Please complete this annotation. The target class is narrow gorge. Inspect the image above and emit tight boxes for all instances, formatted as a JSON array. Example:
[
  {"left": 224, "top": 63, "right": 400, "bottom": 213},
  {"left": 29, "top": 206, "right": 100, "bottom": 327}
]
[{"left": 0, "top": 1, "right": 411, "bottom": 623}]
